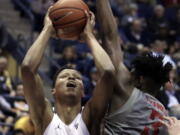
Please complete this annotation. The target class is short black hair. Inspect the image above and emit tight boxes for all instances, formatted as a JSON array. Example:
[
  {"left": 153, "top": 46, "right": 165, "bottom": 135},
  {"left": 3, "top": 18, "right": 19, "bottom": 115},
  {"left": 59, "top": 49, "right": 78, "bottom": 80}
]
[
  {"left": 131, "top": 52, "right": 172, "bottom": 85},
  {"left": 52, "top": 64, "right": 80, "bottom": 87}
]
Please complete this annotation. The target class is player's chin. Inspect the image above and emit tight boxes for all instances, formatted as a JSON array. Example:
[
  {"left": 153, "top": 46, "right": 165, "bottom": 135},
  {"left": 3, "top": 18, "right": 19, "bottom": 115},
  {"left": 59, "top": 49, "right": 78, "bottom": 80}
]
[{"left": 65, "top": 89, "right": 77, "bottom": 96}]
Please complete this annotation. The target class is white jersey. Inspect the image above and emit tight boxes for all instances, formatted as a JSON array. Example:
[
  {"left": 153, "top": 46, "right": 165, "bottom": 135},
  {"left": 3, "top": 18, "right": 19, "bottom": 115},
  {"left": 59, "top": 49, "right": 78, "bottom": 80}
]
[
  {"left": 104, "top": 88, "right": 168, "bottom": 135},
  {"left": 44, "top": 113, "right": 90, "bottom": 135}
]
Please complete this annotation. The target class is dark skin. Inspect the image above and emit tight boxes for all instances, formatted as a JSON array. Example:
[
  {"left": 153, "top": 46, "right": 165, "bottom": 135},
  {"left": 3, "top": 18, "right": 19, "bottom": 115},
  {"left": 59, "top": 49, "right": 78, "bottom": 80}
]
[
  {"left": 21, "top": 8, "right": 115, "bottom": 135},
  {"left": 96, "top": 0, "right": 163, "bottom": 114}
]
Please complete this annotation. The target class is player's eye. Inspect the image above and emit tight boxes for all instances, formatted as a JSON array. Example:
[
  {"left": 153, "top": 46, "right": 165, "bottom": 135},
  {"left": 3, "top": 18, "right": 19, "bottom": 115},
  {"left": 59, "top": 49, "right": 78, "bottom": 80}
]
[
  {"left": 59, "top": 75, "right": 67, "bottom": 78},
  {"left": 75, "top": 76, "right": 82, "bottom": 80}
]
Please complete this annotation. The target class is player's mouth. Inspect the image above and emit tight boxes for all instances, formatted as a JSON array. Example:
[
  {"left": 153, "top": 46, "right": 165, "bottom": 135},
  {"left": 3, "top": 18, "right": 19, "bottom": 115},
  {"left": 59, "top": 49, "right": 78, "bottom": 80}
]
[{"left": 66, "top": 81, "right": 77, "bottom": 88}]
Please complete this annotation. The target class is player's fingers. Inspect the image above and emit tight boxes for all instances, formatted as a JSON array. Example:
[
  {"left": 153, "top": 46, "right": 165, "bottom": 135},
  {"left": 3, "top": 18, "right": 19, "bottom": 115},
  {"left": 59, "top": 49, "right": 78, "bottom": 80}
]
[
  {"left": 86, "top": 11, "right": 95, "bottom": 25},
  {"left": 44, "top": 6, "right": 53, "bottom": 23},
  {"left": 89, "top": 11, "right": 95, "bottom": 21},
  {"left": 84, "top": 10, "right": 90, "bottom": 20},
  {"left": 47, "top": 6, "right": 53, "bottom": 13},
  {"left": 159, "top": 120, "right": 169, "bottom": 128},
  {"left": 171, "top": 117, "right": 178, "bottom": 124},
  {"left": 163, "top": 116, "right": 175, "bottom": 126}
]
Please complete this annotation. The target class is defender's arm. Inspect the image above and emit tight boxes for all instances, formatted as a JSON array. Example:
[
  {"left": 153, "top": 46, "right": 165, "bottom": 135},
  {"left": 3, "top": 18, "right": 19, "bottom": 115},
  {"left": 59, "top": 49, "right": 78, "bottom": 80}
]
[{"left": 96, "top": 0, "right": 123, "bottom": 69}]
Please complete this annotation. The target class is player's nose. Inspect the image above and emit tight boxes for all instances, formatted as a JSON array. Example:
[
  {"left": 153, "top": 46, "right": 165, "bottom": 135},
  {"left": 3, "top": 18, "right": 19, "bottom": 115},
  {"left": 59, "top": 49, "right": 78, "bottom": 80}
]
[{"left": 68, "top": 75, "right": 75, "bottom": 80}]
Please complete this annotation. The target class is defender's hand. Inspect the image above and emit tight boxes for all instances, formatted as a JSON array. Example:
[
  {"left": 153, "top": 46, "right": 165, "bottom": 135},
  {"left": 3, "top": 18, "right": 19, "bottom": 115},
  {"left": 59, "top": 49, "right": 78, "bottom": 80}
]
[{"left": 160, "top": 116, "right": 180, "bottom": 135}]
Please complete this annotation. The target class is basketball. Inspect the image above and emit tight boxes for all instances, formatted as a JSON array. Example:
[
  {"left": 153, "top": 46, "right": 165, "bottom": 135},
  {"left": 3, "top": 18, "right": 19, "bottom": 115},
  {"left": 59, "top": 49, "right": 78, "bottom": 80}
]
[{"left": 49, "top": 0, "right": 89, "bottom": 40}]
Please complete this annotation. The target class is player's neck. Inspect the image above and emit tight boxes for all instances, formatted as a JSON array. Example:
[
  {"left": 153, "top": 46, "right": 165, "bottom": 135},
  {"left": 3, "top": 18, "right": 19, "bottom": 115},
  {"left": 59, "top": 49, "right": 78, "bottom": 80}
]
[{"left": 55, "top": 102, "right": 81, "bottom": 125}]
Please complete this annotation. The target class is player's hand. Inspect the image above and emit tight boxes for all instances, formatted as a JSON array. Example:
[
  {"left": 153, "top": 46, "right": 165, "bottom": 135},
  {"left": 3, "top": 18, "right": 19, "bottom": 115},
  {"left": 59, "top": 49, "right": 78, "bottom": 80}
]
[
  {"left": 79, "top": 10, "right": 95, "bottom": 42},
  {"left": 84, "top": 11, "right": 95, "bottom": 36},
  {"left": 160, "top": 116, "right": 180, "bottom": 135},
  {"left": 43, "top": 6, "right": 57, "bottom": 38}
]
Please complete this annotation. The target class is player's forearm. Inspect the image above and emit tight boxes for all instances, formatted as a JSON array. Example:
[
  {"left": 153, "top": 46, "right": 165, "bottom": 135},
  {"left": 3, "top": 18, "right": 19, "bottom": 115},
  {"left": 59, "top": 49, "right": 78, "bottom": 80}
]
[
  {"left": 96, "top": 0, "right": 118, "bottom": 38},
  {"left": 85, "top": 34, "right": 115, "bottom": 73},
  {"left": 22, "top": 27, "right": 52, "bottom": 73}
]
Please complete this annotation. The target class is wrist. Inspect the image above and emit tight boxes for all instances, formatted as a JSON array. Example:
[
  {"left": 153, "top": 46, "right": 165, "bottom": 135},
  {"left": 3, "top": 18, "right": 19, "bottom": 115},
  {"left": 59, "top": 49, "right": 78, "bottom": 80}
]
[
  {"left": 43, "top": 25, "right": 53, "bottom": 34},
  {"left": 84, "top": 32, "right": 95, "bottom": 41}
]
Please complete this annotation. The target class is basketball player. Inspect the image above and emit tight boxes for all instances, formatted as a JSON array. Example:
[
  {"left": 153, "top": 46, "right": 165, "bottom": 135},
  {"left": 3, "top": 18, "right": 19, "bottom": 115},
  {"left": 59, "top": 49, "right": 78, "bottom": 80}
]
[
  {"left": 96, "top": 0, "right": 173, "bottom": 134},
  {"left": 21, "top": 9, "right": 115, "bottom": 135}
]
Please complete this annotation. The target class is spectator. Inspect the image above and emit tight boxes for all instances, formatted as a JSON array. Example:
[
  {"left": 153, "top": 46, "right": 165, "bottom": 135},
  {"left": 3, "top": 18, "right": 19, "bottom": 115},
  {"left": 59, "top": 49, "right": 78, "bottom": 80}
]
[
  {"left": 161, "top": 0, "right": 180, "bottom": 7},
  {"left": 13, "top": 83, "right": 28, "bottom": 117},
  {"left": 49, "top": 45, "right": 83, "bottom": 79},
  {"left": 14, "top": 115, "right": 34, "bottom": 135},
  {"left": 135, "top": 0, "right": 154, "bottom": 19},
  {"left": 156, "top": 70, "right": 180, "bottom": 119},
  {"left": 151, "top": 40, "right": 167, "bottom": 54},
  {"left": 30, "top": 0, "right": 54, "bottom": 32},
  {"left": 147, "top": 4, "right": 169, "bottom": 40},
  {"left": 168, "top": 40, "right": 180, "bottom": 57},
  {"left": 0, "top": 56, "right": 13, "bottom": 95},
  {"left": 124, "top": 43, "right": 139, "bottom": 69},
  {"left": 0, "top": 96, "right": 16, "bottom": 117},
  {"left": 0, "top": 116, "right": 14, "bottom": 135},
  {"left": 0, "top": 21, "right": 8, "bottom": 49},
  {"left": 170, "top": 9, "right": 180, "bottom": 40},
  {"left": 110, "top": 0, "right": 128, "bottom": 19},
  {"left": 121, "top": 3, "right": 139, "bottom": 26},
  {"left": 124, "top": 18, "right": 150, "bottom": 46},
  {"left": 154, "top": 23, "right": 175, "bottom": 43},
  {"left": 13, "top": 129, "right": 25, "bottom": 135},
  {"left": 2, "top": 82, "right": 28, "bottom": 118}
]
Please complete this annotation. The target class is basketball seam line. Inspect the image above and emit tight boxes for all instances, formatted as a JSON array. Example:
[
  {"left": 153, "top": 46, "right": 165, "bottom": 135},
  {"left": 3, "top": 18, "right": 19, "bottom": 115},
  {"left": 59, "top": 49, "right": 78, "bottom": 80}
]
[
  {"left": 53, "top": 12, "right": 73, "bottom": 22},
  {"left": 50, "top": 7, "right": 85, "bottom": 15},
  {"left": 54, "top": 16, "right": 86, "bottom": 27}
]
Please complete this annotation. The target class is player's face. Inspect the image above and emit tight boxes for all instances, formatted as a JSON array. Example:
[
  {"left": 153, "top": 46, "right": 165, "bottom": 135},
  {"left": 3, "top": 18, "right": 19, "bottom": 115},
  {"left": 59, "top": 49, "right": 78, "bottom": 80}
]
[{"left": 53, "top": 69, "right": 84, "bottom": 100}]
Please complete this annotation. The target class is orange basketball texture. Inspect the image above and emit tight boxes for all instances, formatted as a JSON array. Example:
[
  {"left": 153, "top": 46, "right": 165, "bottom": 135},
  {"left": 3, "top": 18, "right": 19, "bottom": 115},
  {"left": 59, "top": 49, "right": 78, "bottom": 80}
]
[{"left": 49, "top": 0, "right": 89, "bottom": 39}]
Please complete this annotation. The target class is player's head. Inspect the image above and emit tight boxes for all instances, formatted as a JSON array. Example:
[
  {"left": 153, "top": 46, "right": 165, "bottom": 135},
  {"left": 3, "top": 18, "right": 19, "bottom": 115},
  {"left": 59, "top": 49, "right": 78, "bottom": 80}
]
[
  {"left": 52, "top": 65, "right": 84, "bottom": 105},
  {"left": 131, "top": 52, "right": 172, "bottom": 94}
]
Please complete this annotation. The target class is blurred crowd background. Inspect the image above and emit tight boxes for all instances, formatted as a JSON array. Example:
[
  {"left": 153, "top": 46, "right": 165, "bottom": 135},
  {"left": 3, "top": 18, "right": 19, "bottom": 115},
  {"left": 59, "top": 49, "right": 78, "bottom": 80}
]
[{"left": 1, "top": 0, "right": 180, "bottom": 135}]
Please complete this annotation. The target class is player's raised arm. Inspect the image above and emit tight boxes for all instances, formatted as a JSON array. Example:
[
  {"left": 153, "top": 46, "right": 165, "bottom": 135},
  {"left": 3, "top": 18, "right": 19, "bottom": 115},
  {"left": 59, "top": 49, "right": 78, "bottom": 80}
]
[
  {"left": 96, "top": 0, "right": 123, "bottom": 69},
  {"left": 81, "top": 11, "right": 115, "bottom": 134},
  {"left": 96, "top": 0, "right": 133, "bottom": 96},
  {"left": 21, "top": 10, "right": 53, "bottom": 132},
  {"left": 82, "top": 12, "right": 115, "bottom": 73}
]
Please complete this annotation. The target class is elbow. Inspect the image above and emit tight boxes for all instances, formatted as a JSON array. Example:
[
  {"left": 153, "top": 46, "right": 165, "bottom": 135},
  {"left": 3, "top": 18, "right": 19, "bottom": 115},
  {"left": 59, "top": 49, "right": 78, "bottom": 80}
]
[
  {"left": 103, "top": 65, "right": 115, "bottom": 76},
  {"left": 21, "top": 60, "right": 35, "bottom": 74}
]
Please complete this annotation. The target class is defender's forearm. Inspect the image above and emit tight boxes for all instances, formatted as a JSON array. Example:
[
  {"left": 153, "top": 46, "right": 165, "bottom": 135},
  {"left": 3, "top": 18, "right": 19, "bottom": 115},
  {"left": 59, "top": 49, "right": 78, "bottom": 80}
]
[
  {"left": 96, "top": 0, "right": 123, "bottom": 70},
  {"left": 96, "top": 0, "right": 118, "bottom": 39},
  {"left": 22, "top": 27, "right": 52, "bottom": 72}
]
